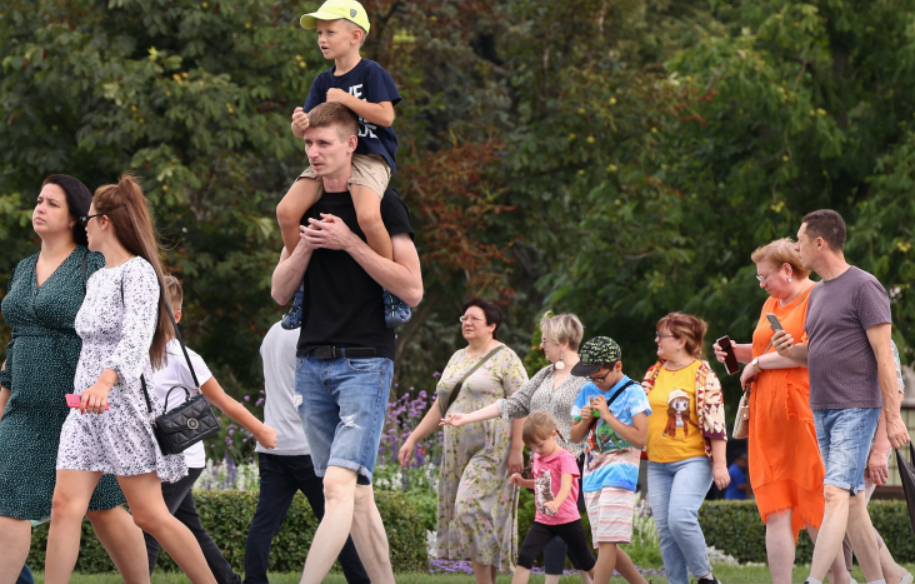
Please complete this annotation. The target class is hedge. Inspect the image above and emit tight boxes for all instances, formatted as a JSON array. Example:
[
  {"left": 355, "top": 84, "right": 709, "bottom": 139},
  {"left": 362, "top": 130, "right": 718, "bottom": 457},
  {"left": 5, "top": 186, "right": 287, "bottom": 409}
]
[
  {"left": 27, "top": 490, "right": 427, "bottom": 573},
  {"left": 699, "top": 500, "right": 915, "bottom": 564}
]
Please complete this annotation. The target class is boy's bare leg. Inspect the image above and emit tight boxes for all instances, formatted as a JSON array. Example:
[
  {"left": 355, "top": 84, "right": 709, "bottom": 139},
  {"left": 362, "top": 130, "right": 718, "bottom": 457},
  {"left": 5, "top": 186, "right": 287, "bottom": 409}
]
[
  {"left": 614, "top": 548, "right": 649, "bottom": 584},
  {"left": 277, "top": 178, "right": 318, "bottom": 255},
  {"left": 593, "top": 543, "right": 618, "bottom": 584},
  {"left": 351, "top": 185, "right": 392, "bottom": 260}
]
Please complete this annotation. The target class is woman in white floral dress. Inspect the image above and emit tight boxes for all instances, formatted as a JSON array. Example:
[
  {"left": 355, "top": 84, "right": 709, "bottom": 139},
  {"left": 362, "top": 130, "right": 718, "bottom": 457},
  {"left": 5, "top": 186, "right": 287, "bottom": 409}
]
[
  {"left": 45, "top": 175, "right": 217, "bottom": 584},
  {"left": 399, "top": 298, "right": 528, "bottom": 584}
]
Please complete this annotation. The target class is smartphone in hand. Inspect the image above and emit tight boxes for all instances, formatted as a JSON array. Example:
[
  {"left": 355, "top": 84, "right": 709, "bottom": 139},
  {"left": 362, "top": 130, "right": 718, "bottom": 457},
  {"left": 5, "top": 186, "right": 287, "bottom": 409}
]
[
  {"left": 716, "top": 336, "right": 740, "bottom": 375},
  {"left": 65, "top": 393, "right": 108, "bottom": 411},
  {"left": 766, "top": 313, "right": 784, "bottom": 332}
]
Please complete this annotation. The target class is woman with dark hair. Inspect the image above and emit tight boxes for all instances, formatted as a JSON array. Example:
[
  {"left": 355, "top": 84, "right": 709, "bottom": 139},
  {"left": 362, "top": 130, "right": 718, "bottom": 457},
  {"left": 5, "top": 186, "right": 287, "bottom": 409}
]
[
  {"left": 44, "top": 174, "right": 217, "bottom": 584},
  {"left": 642, "top": 312, "right": 728, "bottom": 584},
  {"left": 0, "top": 175, "right": 150, "bottom": 584},
  {"left": 399, "top": 298, "right": 528, "bottom": 584}
]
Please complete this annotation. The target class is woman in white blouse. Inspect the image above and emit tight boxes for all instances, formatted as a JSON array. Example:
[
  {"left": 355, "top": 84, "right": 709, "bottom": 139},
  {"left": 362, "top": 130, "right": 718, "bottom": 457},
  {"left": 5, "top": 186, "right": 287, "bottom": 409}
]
[{"left": 45, "top": 175, "right": 217, "bottom": 584}]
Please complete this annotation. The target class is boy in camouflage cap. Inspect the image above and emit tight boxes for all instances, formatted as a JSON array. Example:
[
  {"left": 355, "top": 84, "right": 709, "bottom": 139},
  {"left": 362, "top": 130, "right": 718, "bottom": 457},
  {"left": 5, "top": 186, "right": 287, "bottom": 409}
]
[{"left": 570, "top": 337, "right": 651, "bottom": 584}]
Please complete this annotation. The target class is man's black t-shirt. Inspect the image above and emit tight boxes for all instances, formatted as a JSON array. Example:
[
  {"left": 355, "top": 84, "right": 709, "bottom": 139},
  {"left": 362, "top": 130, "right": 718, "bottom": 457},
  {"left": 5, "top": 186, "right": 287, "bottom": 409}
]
[{"left": 296, "top": 188, "right": 414, "bottom": 360}]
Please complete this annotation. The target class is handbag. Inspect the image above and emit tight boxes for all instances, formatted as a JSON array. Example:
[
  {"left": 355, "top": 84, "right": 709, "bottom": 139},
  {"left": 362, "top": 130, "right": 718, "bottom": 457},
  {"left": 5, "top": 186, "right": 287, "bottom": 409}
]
[
  {"left": 732, "top": 386, "right": 751, "bottom": 439},
  {"left": 731, "top": 338, "right": 775, "bottom": 440},
  {"left": 438, "top": 345, "right": 505, "bottom": 417},
  {"left": 140, "top": 297, "right": 221, "bottom": 456}
]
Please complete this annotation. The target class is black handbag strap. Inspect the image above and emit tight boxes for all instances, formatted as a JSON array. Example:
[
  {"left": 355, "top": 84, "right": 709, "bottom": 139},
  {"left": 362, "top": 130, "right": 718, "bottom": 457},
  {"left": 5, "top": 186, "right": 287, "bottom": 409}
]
[{"left": 440, "top": 344, "right": 505, "bottom": 417}]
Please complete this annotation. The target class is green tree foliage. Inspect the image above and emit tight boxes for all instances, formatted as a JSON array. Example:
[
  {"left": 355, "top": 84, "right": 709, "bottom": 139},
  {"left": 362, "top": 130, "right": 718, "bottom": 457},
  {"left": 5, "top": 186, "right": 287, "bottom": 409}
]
[{"left": 4, "top": 0, "right": 915, "bottom": 407}]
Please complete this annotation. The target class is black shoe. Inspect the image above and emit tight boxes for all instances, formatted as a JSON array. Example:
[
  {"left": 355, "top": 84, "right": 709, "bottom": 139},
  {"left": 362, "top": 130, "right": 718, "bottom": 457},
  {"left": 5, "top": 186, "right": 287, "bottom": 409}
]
[{"left": 697, "top": 576, "right": 721, "bottom": 584}]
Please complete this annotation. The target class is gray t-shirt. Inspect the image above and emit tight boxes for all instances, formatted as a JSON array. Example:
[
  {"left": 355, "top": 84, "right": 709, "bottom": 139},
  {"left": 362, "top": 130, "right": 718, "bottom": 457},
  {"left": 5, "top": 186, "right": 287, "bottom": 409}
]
[
  {"left": 256, "top": 322, "right": 310, "bottom": 456},
  {"left": 805, "top": 266, "right": 892, "bottom": 410}
]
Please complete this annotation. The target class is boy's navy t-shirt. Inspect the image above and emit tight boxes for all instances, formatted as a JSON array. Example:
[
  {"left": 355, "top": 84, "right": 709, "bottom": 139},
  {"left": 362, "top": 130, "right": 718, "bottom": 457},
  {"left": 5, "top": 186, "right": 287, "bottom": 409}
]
[
  {"left": 304, "top": 59, "right": 401, "bottom": 172},
  {"left": 295, "top": 187, "right": 414, "bottom": 361}
]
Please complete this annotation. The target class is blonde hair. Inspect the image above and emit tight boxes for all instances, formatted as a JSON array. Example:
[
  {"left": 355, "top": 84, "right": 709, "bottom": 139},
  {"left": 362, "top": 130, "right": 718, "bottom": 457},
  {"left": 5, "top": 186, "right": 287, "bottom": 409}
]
[
  {"left": 540, "top": 312, "right": 584, "bottom": 352},
  {"left": 657, "top": 312, "right": 708, "bottom": 359},
  {"left": 522, "top": 411, "right": 558, "bottom": 445},
  {"left": 163, "top": 275, "right": 183, "bottom": 312},
  {"left": 750, "top": 238, "right": 810, "bottom": 279}
]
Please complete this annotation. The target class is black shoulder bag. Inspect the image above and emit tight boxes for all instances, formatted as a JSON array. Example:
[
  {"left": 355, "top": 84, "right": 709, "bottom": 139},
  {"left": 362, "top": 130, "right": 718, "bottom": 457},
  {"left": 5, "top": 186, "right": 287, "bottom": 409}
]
[{"left": 138, "top": 287, "right": 221, "bottom": 456}]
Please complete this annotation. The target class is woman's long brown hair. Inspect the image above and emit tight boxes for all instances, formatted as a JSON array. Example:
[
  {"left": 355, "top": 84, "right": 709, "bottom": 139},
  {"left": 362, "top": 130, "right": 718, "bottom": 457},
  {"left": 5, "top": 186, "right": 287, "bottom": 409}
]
[{"left": 93, "top": 173, "right": 171, "bottom": 369}]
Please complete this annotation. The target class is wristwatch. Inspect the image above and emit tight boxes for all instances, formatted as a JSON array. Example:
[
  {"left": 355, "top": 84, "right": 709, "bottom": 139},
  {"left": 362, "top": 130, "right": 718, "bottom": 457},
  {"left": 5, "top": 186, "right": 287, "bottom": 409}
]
[{"left": 750, "top": 357, "right": 762, "bottom": 373}]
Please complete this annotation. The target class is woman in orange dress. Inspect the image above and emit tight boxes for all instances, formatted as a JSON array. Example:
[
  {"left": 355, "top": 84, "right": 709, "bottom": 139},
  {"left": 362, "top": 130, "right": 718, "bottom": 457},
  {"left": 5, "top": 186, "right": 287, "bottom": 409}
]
[{"left": 713, "top": 238, "right": 847, "bottom": 584}]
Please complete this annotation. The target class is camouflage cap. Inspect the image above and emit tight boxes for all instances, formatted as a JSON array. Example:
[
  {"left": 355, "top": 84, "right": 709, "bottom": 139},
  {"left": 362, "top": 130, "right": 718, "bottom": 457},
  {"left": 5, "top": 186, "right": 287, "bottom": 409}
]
[{"left": 571, "top": 336, "right": 622, "bottom": 377}]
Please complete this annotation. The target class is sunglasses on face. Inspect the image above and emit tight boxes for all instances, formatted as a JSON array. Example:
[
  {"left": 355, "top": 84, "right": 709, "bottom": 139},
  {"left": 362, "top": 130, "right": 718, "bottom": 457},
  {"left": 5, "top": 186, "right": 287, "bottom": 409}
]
[{"left": 79, "top": 213, "right": 104, "bottom": 227}]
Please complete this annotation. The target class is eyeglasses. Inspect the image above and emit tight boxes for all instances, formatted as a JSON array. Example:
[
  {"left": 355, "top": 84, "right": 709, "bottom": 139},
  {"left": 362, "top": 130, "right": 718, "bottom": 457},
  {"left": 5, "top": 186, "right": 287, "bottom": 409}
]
[
  {"left": 755, "top": 272, "right": 772, "bottom": 283},
  {"left": 589, "top": 370, "right": 611, "bottom": 384},
  {"left": 79, "top": 214, "right": 104, "bottom": 227},
  {"left": 655, "top": 331, "right": 675, "bottom": 340},
  {"left": 459, "top": 315, "right": 486, "bottom": 324}
]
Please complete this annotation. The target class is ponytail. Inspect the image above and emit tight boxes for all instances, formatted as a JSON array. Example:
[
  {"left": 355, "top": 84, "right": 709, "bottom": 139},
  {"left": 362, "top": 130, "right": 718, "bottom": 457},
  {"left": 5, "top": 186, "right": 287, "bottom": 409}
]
[{"left": 93, "top": 173, "right": 171, "bottom": 368}]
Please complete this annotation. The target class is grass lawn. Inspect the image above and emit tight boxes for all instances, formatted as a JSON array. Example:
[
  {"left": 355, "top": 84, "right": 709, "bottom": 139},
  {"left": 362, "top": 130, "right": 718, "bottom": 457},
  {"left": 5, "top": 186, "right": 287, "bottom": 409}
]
[{"left": 28, "top": 565, "right": 915, "bottom": 584}]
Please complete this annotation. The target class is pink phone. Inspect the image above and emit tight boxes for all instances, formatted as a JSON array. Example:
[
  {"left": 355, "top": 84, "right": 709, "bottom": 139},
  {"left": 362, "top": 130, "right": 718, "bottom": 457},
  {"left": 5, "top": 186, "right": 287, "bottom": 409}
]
[{"left": 66, "top": 394, "right": 108, "bottom": 411}]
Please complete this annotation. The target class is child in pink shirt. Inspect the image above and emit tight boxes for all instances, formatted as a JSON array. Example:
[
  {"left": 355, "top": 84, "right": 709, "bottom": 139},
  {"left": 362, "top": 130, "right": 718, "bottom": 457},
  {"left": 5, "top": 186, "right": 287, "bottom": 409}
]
[{"left": 509, "top": 411, "right": 596, "bottom": 584}]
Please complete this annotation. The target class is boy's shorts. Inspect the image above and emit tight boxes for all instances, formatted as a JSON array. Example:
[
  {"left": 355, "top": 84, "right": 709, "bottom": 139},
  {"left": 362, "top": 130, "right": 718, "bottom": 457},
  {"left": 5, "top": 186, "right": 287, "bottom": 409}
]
[
  {"left": 298, "top": 153, "right": 391, "bottom": 199},
  {"left": 584, "top": 486, "right": 635, "bottom": 544}
]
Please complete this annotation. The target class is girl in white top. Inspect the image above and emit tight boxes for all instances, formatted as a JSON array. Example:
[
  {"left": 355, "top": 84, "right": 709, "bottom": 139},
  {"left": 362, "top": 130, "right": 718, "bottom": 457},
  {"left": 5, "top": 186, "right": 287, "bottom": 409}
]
[{"left": 144, "top": 276, "right": 276, "bottom": 580}]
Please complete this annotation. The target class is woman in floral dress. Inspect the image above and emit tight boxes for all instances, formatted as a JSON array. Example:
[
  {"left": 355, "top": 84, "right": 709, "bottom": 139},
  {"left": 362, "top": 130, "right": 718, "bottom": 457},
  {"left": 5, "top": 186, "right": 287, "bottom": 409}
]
[
  {"left": 399, "top": 298, "right": 528, "bottom": 584},
  {"left": 0, "top": 175, "right": 149, "bottom": 584},
  {"left": 44, "top": 175, "right": 217, "bottom": 584}
]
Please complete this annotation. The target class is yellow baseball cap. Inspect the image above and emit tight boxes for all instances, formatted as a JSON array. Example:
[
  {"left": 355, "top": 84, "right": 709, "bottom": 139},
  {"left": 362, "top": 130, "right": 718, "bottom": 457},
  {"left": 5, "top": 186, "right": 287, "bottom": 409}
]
[{"left": 300, "top": 0, "right": 371, "bottom": 34}]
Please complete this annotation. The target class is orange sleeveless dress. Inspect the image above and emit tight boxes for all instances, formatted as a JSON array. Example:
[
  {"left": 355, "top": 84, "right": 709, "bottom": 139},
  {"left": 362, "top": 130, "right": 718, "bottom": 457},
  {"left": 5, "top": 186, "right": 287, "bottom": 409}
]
[{"left": 749, "top": 284, "right": 825, "bottom": 539}]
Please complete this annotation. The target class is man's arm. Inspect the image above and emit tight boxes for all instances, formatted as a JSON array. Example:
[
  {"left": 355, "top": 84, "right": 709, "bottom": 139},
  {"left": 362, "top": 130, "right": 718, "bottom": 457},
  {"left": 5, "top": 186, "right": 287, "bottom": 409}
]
[
  {"left": 303, "top": 214, "right": 423, "bottom": 307},
  {"left": 271, "top": 227, "right": 314, "bottom": 305},
  {"left": 866, "top": 323, "right": 911, "bottom": 448}
]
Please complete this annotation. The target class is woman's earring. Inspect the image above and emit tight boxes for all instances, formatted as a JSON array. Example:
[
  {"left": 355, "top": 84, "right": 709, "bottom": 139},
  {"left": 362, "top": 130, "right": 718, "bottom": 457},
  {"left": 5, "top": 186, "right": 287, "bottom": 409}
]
[
  {"left": 788, "top": 277, "right": 792, "bottom": 282},
  {"left": 555, "top": 353, "right": 565, "bottom": 370}
]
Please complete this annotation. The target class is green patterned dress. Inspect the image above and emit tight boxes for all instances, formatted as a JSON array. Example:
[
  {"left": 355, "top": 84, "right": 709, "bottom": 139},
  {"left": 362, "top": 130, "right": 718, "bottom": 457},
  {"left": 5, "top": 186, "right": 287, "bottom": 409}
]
[
  {"left": 436, "top": 345, "right": 529, "bottom": 572},
  {"left": 0, "top": 246, "right": 125, "bottom": 520}
]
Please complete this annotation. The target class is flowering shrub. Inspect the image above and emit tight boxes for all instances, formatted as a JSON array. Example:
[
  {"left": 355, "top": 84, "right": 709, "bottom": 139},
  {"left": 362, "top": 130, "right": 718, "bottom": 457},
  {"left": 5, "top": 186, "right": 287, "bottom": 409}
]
[
  {"left": 374, "top": 385, "right": 444, "bottom": 494},
  {"left": 194, "top": 456, "right": 259, "bottom": 491}
]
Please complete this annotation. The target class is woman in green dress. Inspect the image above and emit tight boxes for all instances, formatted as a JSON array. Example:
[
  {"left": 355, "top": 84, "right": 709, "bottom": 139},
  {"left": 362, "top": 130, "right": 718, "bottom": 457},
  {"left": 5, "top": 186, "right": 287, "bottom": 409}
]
[{"left": 0, "top": 175, "right": 150, "bottom": 584}]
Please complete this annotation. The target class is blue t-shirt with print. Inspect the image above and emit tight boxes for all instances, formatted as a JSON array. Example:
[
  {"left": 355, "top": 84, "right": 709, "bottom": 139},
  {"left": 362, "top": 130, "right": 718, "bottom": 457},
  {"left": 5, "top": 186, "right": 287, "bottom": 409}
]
[
  {"left": 571, "top": 376, "right": 651, "bottom": 493},
  {"left": 304, "top": 59, "right": 401, "bottom": 172}
]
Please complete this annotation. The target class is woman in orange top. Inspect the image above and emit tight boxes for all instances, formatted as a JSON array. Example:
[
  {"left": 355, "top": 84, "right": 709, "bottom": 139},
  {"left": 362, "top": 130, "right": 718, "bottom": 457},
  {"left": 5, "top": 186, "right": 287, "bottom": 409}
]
[{"left": 714, "top": 238, "right": 846, "bottom": 584}]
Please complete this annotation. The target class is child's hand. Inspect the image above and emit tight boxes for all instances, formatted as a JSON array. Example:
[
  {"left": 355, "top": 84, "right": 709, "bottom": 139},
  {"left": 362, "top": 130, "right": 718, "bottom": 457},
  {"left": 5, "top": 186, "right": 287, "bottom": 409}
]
[
  {"left": 579, "top": 403, "right": 592, "bottom": 420},
  {"left": 592, "top": 395, "right": 612, "bottom": 419},
  {"left": 326, "top": 88, "right": 349, "bottom": 105},
  {"left": 509, "top": 473, "right": 523, "bottom": 486},
  {"left": 257, "top": 426, "right": 278, "bottom": 450},
  {"left": 292, "top": 107, "right": 310, "bottom": 133},
  {"left": 544, "top": 500, "right": 560, "bottom": 515}
]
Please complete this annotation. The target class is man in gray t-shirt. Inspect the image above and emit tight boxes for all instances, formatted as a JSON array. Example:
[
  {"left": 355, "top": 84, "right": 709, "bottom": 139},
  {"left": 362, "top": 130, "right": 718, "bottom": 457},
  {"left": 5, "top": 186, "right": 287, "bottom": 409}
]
[
  {"left": 773, "top": 210, "right": 910, "bottom": 584},
  {"left": 244, "top": 322, "right": 368, "bottom": 584}
]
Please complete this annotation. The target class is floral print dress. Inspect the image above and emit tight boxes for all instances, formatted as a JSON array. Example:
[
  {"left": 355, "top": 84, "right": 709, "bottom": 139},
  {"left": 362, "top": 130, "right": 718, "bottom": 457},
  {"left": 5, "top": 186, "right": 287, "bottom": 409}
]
[
  {"left": 436, "top": 345, "right": 529, "bottom": 572},
  {"left": 57, "top": 257, "right": 186, "bottom": 483}
]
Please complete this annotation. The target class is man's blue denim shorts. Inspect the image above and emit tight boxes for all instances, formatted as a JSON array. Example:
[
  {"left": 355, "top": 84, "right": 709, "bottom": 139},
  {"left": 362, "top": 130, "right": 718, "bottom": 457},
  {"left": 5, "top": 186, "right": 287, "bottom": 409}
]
[
  {"left": 294, "top": 355, "right": 393, "bottom": 484},
  {"left": 813, "top": 407, "right": 881, "bottom": 495}
]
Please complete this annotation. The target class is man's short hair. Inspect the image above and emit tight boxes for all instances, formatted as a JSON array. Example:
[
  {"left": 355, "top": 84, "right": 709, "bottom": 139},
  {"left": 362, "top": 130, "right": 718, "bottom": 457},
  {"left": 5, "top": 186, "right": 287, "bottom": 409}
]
[
  {"left": 802, "top": 209, "right": 847, "bottom": 251},
  {"left": 307, "top": 103, "right": 359, "bottom": 142}
]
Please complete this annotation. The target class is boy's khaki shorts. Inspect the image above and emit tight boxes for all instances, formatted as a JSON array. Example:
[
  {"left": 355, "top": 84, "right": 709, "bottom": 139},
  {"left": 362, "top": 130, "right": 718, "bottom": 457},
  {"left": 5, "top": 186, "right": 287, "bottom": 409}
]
[{"left": 298, "top": 153, "right": 391, "bottom": 199}]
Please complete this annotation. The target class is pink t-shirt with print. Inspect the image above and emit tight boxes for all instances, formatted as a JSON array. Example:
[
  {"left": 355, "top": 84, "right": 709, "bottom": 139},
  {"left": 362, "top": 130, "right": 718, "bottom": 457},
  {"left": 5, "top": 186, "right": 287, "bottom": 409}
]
[{"left": 531, "top": 448, "right": 581, "bottom": 525}]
